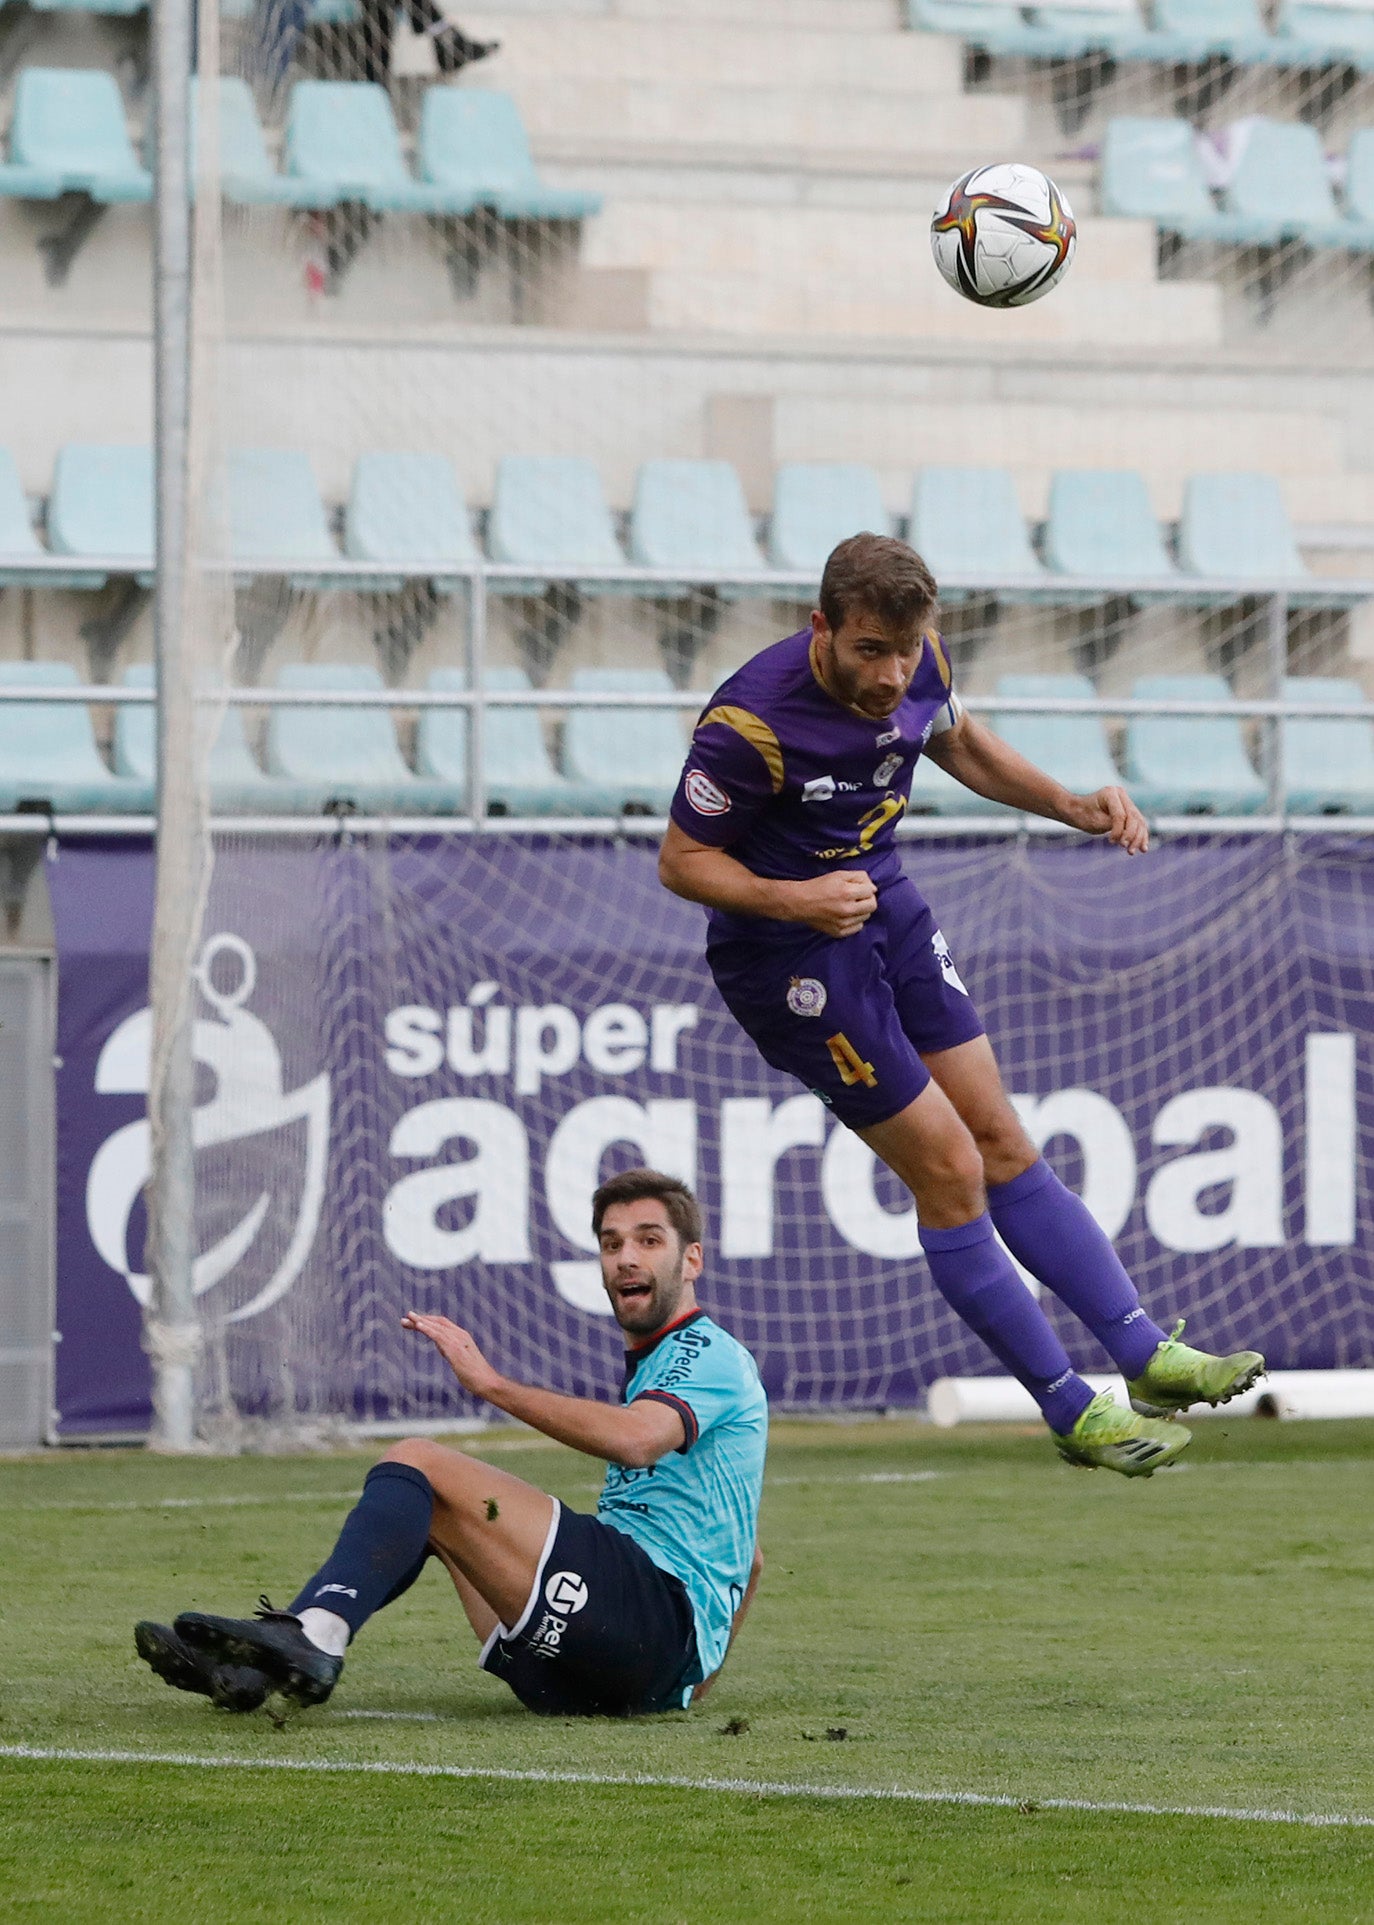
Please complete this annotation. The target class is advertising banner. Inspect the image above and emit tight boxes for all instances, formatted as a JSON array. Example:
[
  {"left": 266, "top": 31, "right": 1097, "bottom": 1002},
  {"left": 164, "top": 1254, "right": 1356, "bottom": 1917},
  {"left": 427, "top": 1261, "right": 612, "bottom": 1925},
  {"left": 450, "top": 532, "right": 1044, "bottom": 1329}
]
[{"left": 50, "top": 833, "right": 1374, "bottom": 1434}]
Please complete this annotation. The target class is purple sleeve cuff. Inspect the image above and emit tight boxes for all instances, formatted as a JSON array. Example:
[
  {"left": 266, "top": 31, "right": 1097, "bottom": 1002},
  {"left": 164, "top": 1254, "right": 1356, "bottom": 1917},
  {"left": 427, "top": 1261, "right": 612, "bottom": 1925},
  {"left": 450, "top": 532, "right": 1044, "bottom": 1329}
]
[{"left": 633, "top": 1389, "right": 699, "bottom": 1452}]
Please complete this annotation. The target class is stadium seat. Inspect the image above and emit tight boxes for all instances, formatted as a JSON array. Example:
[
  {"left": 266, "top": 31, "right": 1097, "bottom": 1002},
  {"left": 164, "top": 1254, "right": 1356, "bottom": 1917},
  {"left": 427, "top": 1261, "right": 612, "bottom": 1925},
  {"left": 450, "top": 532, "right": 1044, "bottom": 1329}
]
[
  {"left": 416, "top": 665, "right": 575, "bottom": 816},
  {"left": 1125, "top": 674, "right": 1267, "bottom": 815},
  {"left": 1099, "top": 119, "right": 1226, "bottom": 241},
  {"left": 767, "top": 464, "right": 891, "bottom": 574},
  {"left": 0, "top": 662, "right": 150, "bottom": 814},
  {"left": 265, "top": 663, "right": 450, "bottom": 815},
  {"left": 560, "top": 667, "right": 683, "bottom": 815},
  {"left": 1272, "top": 2, "right": 1374, "bottom": 71},
  {"left": 1214, "top": 119, "right": 1345, "bottom": 245},
  {"left": 910, "top": 468, "right": 1046, "bottom": 597},
  {"left": 1337, "top": 127, "right": 1374, "bottom": 243},
  {"left": 113, "top": 664, "right": 288, "bottom": 813},
  {"left": 1149, "top": 0, "right": 1274, "bottom": 62},
  {"left": 0, "top": 448, "right": 95, "bottom": 590},
  {"left": 228, "top": 448, "right": 347, "bottom": 589},
  {"left": 417, "top": 90, "right": 602, "bottom": 221},
  {"left": 47, "top": 444, "right": 154, "bottom": 587},
  {"left": 905, "top": 0, "right": 1076, "bottom": 57},
  {"left": 1176, "top": 473, "right": 1310, "bottom": 584},
  {"left": 1025, "top": 0, "right": 1154, "bottom": 61},
  {"left": 30, "top": 0, "right": 145, "bottom": 12},
  {"left": 991, "top": 673, "right": 1123, "bottom": 793},
  {"left": 209, "top": 77, "right": 321, "bottom": 209},
  {"left": 487, "top": 455, "right": 628, "bottom": 594},
  {"left": 344, "top": 452, "right": 478, "bottom": 591},
  {"left": 908, "top": 747, "right": 1009, "bottom": 816},
  {"left": 0, "top": 69, "right": 151, "bottom": 204},
  {"left": 284, "top": 82, "right": 461, "bottom": 213},
  {"left": 1043, "top": 470, "right": 1180, "bottom": 586},
  {"left": 630, "top": 460, "right": 768, "bottom": 597},
  {"left": 1280, "top": 676, "right": 1374, "bottom": 813}
]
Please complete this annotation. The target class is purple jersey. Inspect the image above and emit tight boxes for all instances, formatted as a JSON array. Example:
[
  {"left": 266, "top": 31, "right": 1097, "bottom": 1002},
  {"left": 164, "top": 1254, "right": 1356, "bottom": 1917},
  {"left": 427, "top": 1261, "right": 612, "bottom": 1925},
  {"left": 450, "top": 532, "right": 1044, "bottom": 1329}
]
[{"left": 669, "top": 627, "right": 960, "bottom": 931}]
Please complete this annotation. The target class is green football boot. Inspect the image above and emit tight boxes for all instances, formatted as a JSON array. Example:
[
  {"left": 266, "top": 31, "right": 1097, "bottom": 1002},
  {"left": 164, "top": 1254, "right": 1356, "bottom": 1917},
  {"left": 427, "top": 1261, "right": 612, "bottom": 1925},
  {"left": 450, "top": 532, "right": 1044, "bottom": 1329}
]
[
  {"left": 1126, "top": 1320, "right": 1266, "bottom": 1417},
  {"left": 1052, "top": 1391, "right": 1191, "bottom": 1477}
]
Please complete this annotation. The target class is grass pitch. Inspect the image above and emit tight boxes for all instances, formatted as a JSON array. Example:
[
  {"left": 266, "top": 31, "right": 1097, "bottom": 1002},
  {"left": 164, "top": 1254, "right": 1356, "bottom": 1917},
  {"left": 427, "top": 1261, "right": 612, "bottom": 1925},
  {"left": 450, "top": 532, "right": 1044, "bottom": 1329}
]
[{"left": 2, "top": 1419, "right": 1372, "bottom": 1922}]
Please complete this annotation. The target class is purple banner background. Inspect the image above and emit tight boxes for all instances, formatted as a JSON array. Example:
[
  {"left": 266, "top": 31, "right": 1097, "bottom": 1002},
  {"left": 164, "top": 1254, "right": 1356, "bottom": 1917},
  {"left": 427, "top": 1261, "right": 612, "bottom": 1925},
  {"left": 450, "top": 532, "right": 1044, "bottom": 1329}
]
[{"left": 50, "top": 833, "right": 1374, "bottom": 1435}]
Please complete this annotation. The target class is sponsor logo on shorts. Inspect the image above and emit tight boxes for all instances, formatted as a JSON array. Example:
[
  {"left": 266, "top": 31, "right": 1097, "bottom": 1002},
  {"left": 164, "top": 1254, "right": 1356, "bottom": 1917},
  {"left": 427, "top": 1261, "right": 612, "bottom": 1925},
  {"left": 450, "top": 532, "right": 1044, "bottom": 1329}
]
[
  {"left": 872, "top": 752, "right": 903, "bottom": 787},
  {"left": 527, "top": 1611, "right": 568, "bottom": 1660},
  {"left": 875, "top": 724, "right": 901, "bottom": 747},
  {"left": 786, "top": 976, "right": 828, "bottom": 1018},
  {"left": 684, "top": 768, "right": 730, "bottom": 816},
  {"left": 932, "top": 928, "right": 969, "bottom": 997},
  {"left": 545, "top": 1570, "right": 590, "bottom": 1615},
  {"left": 802, "top": 776, "right": 837, "bottom": 803}
]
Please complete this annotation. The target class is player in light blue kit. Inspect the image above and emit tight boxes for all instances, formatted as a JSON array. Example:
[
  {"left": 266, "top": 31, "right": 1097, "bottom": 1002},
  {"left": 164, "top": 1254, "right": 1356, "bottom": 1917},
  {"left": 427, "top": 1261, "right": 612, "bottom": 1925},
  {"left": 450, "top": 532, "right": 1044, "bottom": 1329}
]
[{"left": 135, "top": 1170, "right": 766, "bottom": 1719}]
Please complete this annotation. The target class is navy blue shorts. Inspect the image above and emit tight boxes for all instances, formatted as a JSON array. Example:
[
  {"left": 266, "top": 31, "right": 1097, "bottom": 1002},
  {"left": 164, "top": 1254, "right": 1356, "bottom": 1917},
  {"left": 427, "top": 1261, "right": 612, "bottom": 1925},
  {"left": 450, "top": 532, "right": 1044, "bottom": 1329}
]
[
  {"left": 480, "top": 1501, "right": 699, "bottom": 1717},
  {"left": 708, "top": 876, "right": 985, "bottom": 1129}
]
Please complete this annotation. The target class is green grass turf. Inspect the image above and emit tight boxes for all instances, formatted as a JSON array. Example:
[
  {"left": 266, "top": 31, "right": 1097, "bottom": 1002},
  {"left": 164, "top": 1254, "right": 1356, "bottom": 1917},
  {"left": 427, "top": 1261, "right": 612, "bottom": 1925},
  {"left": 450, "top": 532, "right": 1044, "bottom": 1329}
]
[{"left": 1, "top": 1419, "right": 1372, "bottom": 1922}]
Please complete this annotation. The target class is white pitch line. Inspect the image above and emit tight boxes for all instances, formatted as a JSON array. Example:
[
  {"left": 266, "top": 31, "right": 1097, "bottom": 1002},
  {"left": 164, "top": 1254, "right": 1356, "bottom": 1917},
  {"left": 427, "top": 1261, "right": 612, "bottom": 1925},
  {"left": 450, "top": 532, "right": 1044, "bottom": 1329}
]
[
  {"left": 1, "top": 1491, "right": 364, "bottom": 1515},
  {"left": 0, "top": 1746, "right": 1368, "bottom": 1830}
]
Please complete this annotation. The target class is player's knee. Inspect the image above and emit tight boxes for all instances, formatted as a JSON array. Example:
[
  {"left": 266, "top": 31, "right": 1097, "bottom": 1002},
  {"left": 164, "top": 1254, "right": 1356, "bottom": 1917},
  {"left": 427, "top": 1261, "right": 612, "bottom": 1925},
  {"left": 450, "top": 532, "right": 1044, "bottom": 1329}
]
[
  {"left": 923, "top": 1127, "right": 985, "bottom": 1215},
  {"left": 381, "top": 1436, "right": 448, "bottom": 1477}
]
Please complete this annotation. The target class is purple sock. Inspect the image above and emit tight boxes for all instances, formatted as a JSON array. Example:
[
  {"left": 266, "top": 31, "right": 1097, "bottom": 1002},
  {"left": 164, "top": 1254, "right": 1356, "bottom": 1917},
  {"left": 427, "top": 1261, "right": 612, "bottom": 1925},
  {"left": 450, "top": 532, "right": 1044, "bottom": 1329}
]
[
  {"left": 919, "top": 1213, "right": 1095, "bottom": 1433},
  {"left": 987, "top": 1158, "right": 1166, "bottom": 1378}
]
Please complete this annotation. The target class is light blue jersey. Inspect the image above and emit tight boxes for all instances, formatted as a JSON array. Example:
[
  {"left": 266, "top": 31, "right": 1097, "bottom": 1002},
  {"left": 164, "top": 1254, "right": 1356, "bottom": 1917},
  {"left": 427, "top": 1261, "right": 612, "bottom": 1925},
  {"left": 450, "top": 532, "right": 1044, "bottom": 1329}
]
[{"left": 596, "top": 1309, "right": 768, "bottom": 1698}]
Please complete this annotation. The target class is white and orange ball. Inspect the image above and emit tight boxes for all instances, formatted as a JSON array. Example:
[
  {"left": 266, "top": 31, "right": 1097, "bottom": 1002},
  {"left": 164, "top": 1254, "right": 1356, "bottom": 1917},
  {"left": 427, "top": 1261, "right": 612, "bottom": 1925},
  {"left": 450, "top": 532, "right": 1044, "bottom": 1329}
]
[{"left": 931, "top": 162, "right": 1077, "bottom": 308}]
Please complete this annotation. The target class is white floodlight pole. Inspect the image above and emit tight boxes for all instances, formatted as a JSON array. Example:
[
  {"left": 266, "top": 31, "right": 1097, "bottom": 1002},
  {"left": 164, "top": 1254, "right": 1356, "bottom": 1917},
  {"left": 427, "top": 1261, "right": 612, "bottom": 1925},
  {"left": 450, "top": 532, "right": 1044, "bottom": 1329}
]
[{"left": 146, "top": 0, "right": 200, "bottom": 1450}]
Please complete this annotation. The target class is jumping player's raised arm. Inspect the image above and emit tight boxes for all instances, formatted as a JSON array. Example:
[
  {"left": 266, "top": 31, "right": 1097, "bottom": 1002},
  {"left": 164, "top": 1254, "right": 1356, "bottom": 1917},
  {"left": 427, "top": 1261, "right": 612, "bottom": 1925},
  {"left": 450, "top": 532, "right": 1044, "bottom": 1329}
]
[{"left": 923, "top": 705, "right": 1149, "bottom": 855}]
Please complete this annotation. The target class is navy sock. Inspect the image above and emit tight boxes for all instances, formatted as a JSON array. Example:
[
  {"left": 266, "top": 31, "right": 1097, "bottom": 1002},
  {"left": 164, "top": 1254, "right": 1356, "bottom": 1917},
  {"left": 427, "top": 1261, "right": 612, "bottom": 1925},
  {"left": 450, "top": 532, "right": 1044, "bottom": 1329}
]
[
  {"left": 987, "top": 1158, "right": 1167, "bottom": 1379},
  {"left": 919, "top": 1213, "right": 1095, "bottom": 1434},
  {"left": 288, "top": 1461, "right": 435, "bottom": 1641}
]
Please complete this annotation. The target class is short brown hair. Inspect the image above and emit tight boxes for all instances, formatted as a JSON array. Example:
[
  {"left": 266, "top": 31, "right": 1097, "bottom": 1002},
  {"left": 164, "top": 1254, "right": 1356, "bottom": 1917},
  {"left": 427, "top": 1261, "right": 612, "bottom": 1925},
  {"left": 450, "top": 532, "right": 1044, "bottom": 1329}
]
[
  {"left": 591, "top": 1168, "right": 703, "bottom": 1250},
  {"left": 818, "top": 532, "right": 938, "bottom": 637}
]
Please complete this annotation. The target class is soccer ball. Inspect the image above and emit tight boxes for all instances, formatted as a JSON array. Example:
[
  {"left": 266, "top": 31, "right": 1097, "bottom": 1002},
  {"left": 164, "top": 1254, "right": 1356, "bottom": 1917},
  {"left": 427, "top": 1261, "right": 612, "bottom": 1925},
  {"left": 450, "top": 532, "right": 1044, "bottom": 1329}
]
[{"left": 930, "top": 163, "right": 1076, "bottom": 309}]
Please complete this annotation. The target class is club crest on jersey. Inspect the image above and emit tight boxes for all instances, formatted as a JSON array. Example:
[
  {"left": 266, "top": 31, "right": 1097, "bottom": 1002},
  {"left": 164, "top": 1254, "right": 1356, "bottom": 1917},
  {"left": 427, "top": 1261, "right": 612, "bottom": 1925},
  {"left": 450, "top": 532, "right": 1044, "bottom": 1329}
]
[
  {"left": 786, "top": 976, "right": 828, "bottom": 1018},
  {"left": 684, "top": 768, "right": 730, "bottom": 816},
  {"left": 872, "top": 752, "right": 903, "bottom": 787},
  {"left": 802, "top": 775, "right": 837, "bottom": 803},
  {"left": 875, "top": 725, "right": 901, "bottom": 747}
]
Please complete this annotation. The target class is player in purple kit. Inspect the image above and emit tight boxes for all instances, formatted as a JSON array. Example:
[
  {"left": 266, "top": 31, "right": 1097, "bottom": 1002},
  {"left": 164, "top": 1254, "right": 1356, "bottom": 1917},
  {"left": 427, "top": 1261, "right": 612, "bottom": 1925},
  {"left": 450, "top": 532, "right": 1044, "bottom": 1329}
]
[{"left": 659, "top": 533, "right": 1264, "bottom": 1475}]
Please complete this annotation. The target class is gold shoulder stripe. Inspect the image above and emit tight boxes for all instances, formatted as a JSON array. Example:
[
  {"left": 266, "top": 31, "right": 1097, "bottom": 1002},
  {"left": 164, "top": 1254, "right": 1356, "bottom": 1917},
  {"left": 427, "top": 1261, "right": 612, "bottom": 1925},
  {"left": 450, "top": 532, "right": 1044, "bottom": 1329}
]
[
  {"left": 699, "top": 705, "right": 785, "bottom": 794},
  {"left": 928, "top": 630, "right": 952, "bottom": 690}
]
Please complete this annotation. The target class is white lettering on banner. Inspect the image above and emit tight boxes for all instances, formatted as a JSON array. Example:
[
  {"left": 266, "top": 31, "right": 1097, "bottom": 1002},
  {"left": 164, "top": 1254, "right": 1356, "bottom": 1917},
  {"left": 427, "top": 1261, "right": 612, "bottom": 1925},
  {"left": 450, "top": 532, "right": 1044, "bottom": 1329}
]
[
  {"left": 720, "top": 1096, "right": 826, "bottom": 1258},
  {"left": 384, "top": 1007, "right": 444, "bottom": 1079},
  {"left": 384, "top": 1099, "right": 531, "bottom": 1267},
  {"left": 1304, "top": 1033, "right": 1357, "bottom": 1246},
  {"left": 449, "top": 983, "right": 512, "bottom": 1077},
  {"left": 821, "top": 1128, "right": 922, "bottom": 1260},
  {"left": 514, "top": 1006, "right": 581, "bottom": 1096},
  {"left": 582, "top": 1006, "right": 648, "bottom": 1076},
  {"left": 1146, "top": 1089, "right": 1284, "bottom": 1253},
  {"left": 546, "top": 1098, "right": 697, "bottom": 1314},
  {"left": 1010, "top": 1088, "right": 1138, "bottom": 1241},
  {"left": 650, "top": 1006, "right": 698, "bottom": 1072}
]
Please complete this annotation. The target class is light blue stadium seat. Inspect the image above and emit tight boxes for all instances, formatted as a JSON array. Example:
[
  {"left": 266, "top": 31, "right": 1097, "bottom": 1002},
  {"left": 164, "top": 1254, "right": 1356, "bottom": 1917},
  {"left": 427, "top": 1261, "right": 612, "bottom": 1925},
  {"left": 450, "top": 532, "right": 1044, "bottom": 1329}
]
[
  {"left": 1044, "top": 469, "right": 1180, "bottom": 586},
  {"left": 285, "top": 81, "right": 460, "bottom": 213},
  {"left": 0, "top": 448, "right": 93, "bottom": 590},
  {"left": 207, "top": 77, "right": 322, "bottom": 209},
  {"left": 910, "top": 468, "right": 1046, "bottom": 597},
  {"left": 114, "top": 664, "right": 290, "bottom": 813},
  {"left": 1281, "top": 676, "right": 1374, "bottom": 813},
  {"left": 908, "top": 746, "right": 1010, "bottom": 816},
  {"left": 0, "top": 662, "right": 150, "bottom": 813},
  {"left": 1215, "top": 118, "right": 1345, "bottom": 245},
  {"left": 992, "top": 673, "right": 1123, "bottom": 793},
  {"left": 1026, "top": 0, "right": 1154, "bottom": 60},
  {"left": 1150, "top": 0, "right": 1274, "bottom": 61},
  {"left": 487, "top": 455, "right": 628, "bottom": 595},
  {"left": 345, "top": 452, "right": 478, "bottom": 592},
  {"left": 1125, "top": 674, "right": 1267, "bottom": 814},
  {"left": 1272, "top": 1, "right": 1374, "bottom": 71},
  {"left": 417, "top": 89, "right": 601, "bottom": 220},
  {"left": 47, "top": 444, "right": 154, "bottom": 587},
  {"left": 1100, "top": 119, "right": 1225, "bottom": 240},
  {"left": 31, "top": 0, "right": 145, "bottom": 14},
  {"left": 630, "top": 460, "right": 768, "bottom": 599},
  {"left": 905, "top": 0, "right": 1071, "bottom": 56},
  {"left": 0, "top": 69, "right": 151, "bottom": 204},
  {"left": 1337, "top": 126, "right": 1374, "bottom": 244},
  {"left": 265, "top": 663, "right": 450, "bottom": 815},
  {"left": 416, "top": 665, "right": 575, "bottom": 816},
  {"left": 767, "top": 463, "right": 890, "bottom": 574},
  {"left": 1177, "top": 473, "right": 1310, "bottom": 584},
  {"left": 560, "top": 667, "right": 683, "bottom": 815},
  {"left": 228, "top": 448, "right": 348, "bottom": 589}
]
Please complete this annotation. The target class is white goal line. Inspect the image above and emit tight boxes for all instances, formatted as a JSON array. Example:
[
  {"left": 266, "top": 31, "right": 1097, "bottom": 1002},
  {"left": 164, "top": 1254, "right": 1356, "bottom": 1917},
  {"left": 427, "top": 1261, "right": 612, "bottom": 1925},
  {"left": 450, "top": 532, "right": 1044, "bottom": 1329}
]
[{"left": 0, "top": 1746, "right": 1368, "bottom": 1831}]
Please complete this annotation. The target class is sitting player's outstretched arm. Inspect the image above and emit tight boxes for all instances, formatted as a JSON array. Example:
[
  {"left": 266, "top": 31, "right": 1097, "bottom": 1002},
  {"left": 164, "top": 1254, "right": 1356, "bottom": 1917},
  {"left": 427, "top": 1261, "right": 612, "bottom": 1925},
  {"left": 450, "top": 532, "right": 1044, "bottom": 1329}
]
[
  {"left": 659, "top": 821, "right": 879, "bottom": 937},
  {"left": 401, "top": 1312, "right": 685, "bottom": 1467},
  {"left": 923, "top": 709, "right": 1149, "bottom": 855}
]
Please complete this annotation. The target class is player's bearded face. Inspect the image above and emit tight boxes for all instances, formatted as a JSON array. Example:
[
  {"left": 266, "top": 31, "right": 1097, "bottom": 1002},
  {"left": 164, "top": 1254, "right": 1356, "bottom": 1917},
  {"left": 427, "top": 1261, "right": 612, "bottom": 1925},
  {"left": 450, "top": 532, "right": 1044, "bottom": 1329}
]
[
  {"left": 599, "top": 1213, "right": 696, "bottom": 1336},
  {"left": 820, "top": 613, "right": 925, "bottom": 718}
]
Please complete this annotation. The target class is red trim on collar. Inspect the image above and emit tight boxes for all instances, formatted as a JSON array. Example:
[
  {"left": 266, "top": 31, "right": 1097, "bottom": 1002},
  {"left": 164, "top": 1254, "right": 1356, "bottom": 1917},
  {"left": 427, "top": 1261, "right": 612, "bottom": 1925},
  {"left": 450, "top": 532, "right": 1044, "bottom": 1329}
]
[{"left": 628, "top": 1305, "right": 703, "bottom": 1354}]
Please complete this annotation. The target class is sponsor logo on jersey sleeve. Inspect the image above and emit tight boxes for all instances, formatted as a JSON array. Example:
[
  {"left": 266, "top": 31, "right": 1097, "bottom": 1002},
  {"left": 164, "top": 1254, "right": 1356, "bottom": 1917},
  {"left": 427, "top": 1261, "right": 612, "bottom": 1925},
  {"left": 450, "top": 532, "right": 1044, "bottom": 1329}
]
[
  {"left": 684, "top": 768, "right": 730, "bottom": 816},
  {"left": 786, "top": 976, "right": 828, "bottom": 1017}
]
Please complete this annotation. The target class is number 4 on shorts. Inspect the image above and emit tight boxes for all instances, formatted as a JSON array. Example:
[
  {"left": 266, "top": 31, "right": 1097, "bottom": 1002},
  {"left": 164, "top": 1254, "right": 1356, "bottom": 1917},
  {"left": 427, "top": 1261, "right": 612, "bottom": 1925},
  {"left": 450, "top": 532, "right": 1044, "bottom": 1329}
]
[{"left": 826, "top": 1032, "right": 877, "bottom": 1088}]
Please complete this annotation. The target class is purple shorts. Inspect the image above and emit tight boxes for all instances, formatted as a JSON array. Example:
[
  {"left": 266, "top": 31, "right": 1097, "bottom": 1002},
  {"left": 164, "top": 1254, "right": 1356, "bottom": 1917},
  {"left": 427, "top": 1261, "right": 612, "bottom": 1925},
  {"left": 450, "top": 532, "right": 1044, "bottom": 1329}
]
[{"left": 707, "top": 876, "right": 985, "bottom": 1129}]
